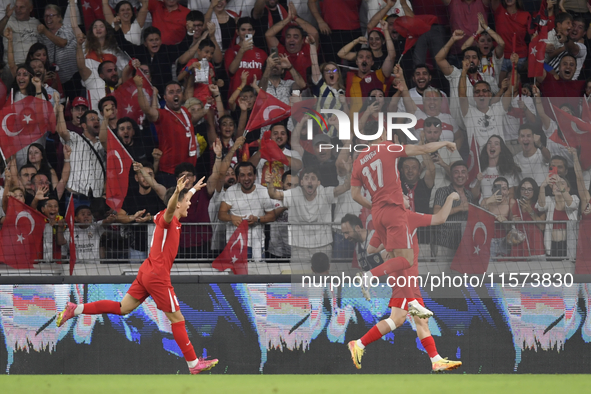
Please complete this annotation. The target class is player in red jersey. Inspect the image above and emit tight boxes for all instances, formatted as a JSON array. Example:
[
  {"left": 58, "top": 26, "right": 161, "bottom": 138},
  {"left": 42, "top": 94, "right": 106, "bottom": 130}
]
[
  {"left": 350, "top": 126, "right": 456, "bottom": 316},
  {"left": 56, "top": 176, "right": 218, "bottom": 374},
  {"left": 348, "top": 193, "right": 463, "bottom": 372}
]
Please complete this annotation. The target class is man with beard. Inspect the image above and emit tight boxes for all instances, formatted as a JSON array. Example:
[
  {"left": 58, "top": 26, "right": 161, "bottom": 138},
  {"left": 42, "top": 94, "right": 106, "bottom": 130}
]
[
  {"left": 29, "top": 58, "right": 58, "bottom": 106},
  {"left": 135, "top": 76, "right": 202, "bottom": 187},
  {"left": 219, "top": 162, "right": 281, "bottom": 262},
  {"left": 56, "top": 103, "right": 106, "bottom": 203},
  {"left": 435, "top": 30, "right": 500, "bottom": 130},
  {"left": 77, "top": 54, "right": 120, "bottom": 111},
  {"left": 347, "top": 42, "right": 395, "bottom": 114},
  {"left": 250, "top": 123, "right": 303, "bottom": 186},
  {"left": 66, "top": 97, "right": 89, "bottom": 135},
  {"left": 433, "top": 160, "right": 474, "bottom": 259},
  {"left": 267, "top": 167, "right": 350, "bottom": 268},
  {"left": 459, "top": 57, "right": 513, "bottom": 151},
  {"left": 264, "top": 5, "right": 319, "bottom": 81},
  {"left": 118, "top": 162, "right": 166, "bottom": 261},
  {"left": 397, "top": 64, "right": 449, "bottom": 113},
  {"left": 547, "top": 16, "right": 587, "bottom": 80}
]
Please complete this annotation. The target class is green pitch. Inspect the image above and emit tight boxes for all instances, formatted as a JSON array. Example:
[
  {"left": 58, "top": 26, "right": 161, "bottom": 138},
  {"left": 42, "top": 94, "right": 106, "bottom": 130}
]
[{"left": 1, "top": 375, "right": 589, "bottom": 394}]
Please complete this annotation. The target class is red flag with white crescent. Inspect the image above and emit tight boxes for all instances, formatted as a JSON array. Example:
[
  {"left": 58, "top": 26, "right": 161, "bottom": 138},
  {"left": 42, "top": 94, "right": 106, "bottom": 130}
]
[
  {"left": 528, "top": 25, "right": 547, "bottom": 78},
  {"left": 106, "top": 128, "right": 133, "bottom": 211},
  {"left": 212, "top": 220, "right": 248, "bottom": 274},
  {"left": 111, "top": 66, "right": 153, "bottom": 125},
  {"left": 451, "top": 204, "right": 495, "bottom": 274},
  {"left": 244, "top": 90, "right": 291, "bottom": 133},
  {"left": 552, "top": 105, "right": 591, "bottom": 169},
  {"left": 65, "top": 194, "right": 77, "bottom": 275},
  {"left": 0, "top": 197, "right": 47, "bottom": 269}
]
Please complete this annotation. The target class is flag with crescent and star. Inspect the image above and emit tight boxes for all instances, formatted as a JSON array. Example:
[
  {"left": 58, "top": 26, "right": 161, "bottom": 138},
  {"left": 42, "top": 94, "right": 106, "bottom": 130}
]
[
  {"left": 65, "top": 194, "right": 77, "bottom": 275},
  {"left": 0, "top": 197, "right": 47, "bottom": 269},
  {"left": 212, "top": 220, "right": 249, "bottom": 275},
  {"left": 111, "top": 67, "right": 153, "bottom": 126},
  {"left": 106, "top": 128, "right": 134, "bottom": 211},
  {"left": 552, "top": 104, "right": 591, "bottom": 170},
  {"left": 451, "top": 204, "right": 495, "bottom": 274},
  {"left": 528, "top": 24, "right": 547, "bottom": 78},
  {"left": 0, "top": 96, "right": 56, "bottom": 158},
  {"left": 244, "top": 90, "right": 291, "bottom": 134}
]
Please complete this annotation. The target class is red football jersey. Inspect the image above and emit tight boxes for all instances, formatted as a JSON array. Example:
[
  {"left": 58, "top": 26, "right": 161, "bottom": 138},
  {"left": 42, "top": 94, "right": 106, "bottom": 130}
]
[
  {"left": 141, "top": 210, "right": 181, "bottom": 276},
  {"left": 224, "top": 45, "right": 267, "bottom": 95},
  {"left": 351, "top": 142, "right": 408, "bottom": 208}
]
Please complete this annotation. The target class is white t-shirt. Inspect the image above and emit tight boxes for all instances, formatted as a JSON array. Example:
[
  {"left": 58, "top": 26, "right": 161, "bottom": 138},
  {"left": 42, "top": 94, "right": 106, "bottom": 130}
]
[
  {"left": 413, "top": 108, "right": 456, "bottom": 142},
  {"left": 543, "top": 30, "right": 563, "bottom": 63},
  {"left": 64, "top": 222, "right": 105, "bottom": 263},
  {"left": 2, "top": 17, "right": 40, "bottom": 64},
  {"left": 542, "top": 120, "right": 575, "bottom": 167},
  {"left": 471, "top": 166, "right": 519, "bottom": 200},
  {"left": 223, "top": 184, "right": 277, "bottom": 261},
  {"left": 255, "top": 147, "right": 302, "bottom": 185},
  {"left": 283, "top": 185, "right": 335, "bottom": 248},
  {"left": 463, "top": 101, "right": 507, "bottom": 150},
  {"left": 417, "top": 146, "right": 463, "bottom": 208},
  {"left": 514, "top": 149, "right": 548, "bottom": 187},
  {"left": 397, "top": 87, "right": 449, "bottom": 113},
  {"left": 503, "top": 96, "right": 536, "bottom": 141},
  {"left": 446, "top": 67, "right": 499, "bottom": 130}
]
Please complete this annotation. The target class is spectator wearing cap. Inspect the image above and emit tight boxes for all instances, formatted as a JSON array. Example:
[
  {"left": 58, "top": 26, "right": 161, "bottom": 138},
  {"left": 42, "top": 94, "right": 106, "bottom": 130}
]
[
  {"left": 67, "top": 97, "right": 90, "bottom": 135},
  {"left": 292, "top": 131, "right": 339, "bottom": 187}
]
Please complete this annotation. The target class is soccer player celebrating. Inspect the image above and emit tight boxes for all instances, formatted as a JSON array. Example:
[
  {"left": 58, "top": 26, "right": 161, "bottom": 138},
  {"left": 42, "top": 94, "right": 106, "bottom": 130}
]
[
  {"left": 350, "top": 111, "right": 457, "bottom": 317},
  {"left": 347, "top": 194, "right": 463, "bottom": 372},
  {"left": 56, "top": 176, "right": 218, "bottom": 374}
]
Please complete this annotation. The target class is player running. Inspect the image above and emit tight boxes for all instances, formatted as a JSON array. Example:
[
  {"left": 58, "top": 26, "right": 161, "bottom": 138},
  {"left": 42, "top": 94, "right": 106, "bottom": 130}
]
[
  {"left": 350, "top": 126, "right": 456, "bottom": 318},
  {"left": 56, "top": 176, "right": 218, "bottom": 374},
  {"left": 347, "top": 193, "right": 463, "bottom": 372}
]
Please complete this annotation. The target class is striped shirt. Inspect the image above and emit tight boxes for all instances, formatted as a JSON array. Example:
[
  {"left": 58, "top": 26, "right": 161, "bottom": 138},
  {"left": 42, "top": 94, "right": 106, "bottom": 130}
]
[
  {"left": 39, "top": 26, "right": 78, "bottom": 83},
  {"left": 311, "top": 78, "right": 344, "bottom": 138},
  {"left": 61, "top": 131, "right": 106, "bottom": 196}
]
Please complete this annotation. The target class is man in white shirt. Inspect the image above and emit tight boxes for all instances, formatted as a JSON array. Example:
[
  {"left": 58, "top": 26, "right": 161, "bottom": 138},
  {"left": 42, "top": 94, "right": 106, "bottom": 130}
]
[
  {"left": 435, "top": 30, "right": 500, "bottom": 130},
  {"left": 0, "top": 0, "right": 40, "bottom": 65},
  {"left": 249, "top": 123, "right": 303, "bottom": 186},
  {"left": 266, "top": 167, "right": 350, "bottom": 270},
  {"left": 398, "top": 64, "right": 449, "bottom": 113},
  {"left": 513, "top": 124, "right": 551, "bottom": 186},
  {"left": 218, "top": 162, "right": 282, "bottom": 262}
]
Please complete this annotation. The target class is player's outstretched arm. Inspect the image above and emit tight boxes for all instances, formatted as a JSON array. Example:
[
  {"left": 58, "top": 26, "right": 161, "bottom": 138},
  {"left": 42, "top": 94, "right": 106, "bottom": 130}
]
[
  {"left": 164, "top": 175, "right": 189, "bottom": 223},
  {"left": 404, "top": 141, "right": 456, "bottom": 157},
  {"left": 431, "top": 192, "right": 460, "bottom": 225},
  {"left": 351, "top": 185, "right": 372, "bottom": 210}
]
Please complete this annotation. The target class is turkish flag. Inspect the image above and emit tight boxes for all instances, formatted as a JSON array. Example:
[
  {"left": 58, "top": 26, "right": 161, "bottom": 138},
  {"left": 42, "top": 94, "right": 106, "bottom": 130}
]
[
  {"left": 212, "top": 220, "right": 248, "bottom": 275},
  {"left": 0, "top": 197, "right": 47, "bottom": 269},
  {"left": 451, "top": 204, "right": 495, "bottom": 274},
  {"left": 259, "top": 130, "right": 289, "bottom": 166},
  {"left": 466, "top": 134, "right": 481, "bottom": 187},
  {"left": 106, "top": 128, "right": 133, "bottom": 211},
  {"left": 79, "top": 0, "right": 106, "bottom": 30},
  {"left": 0, "top": 96, "right": 56, "bottom": 158},
  {"left": 528, "top": 25, "right": 547, "bottom": 78},
  {"left": 393, "top": 15, "right": 438, "bottom": 55},
  {"left": 65, "top": 194, "right": 77, "bottom": 275},
  {"left": 112, "top": 69, "right": 153, "bottom": 125},
  {"left": 552, "top": 105, "right": 591, "bottom": 169},
  {"left": 244, "top": 90, "right": 291, "bottom": 133},
  {"left": 581, "top": 98, "right": 591, "bottom": 123}
]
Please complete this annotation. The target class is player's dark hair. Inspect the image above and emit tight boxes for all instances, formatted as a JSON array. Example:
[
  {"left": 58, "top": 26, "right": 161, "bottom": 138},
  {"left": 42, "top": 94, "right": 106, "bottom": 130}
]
[
  {"left": 18, "top": 163, "right": 37, "bottom": 175},
  {"left": 518, "top": 123, "right": 535, "bottom": 136},
  {"left": 98, "top": 60, "right": 115, "bottom": 76},
  {"left": 462, "top": 46, "right": 481, "bottom": 59},
  {"left": 234, "top": 161, "right": 257, "bottom": 178},
  {"left": 98, "top": 95, "right": 117, "bottom": 112},
  {"left": 299, "top": 167, "right": 321, "bottom": 182},
  {"left": 164, "top": 187, "right": 190, "bottom": 206},
  {"left": 550, "top": 155, "right": 568, "bottom": 169},
  {"left": 281, "top": 170, "right": 291, "bottom": 185},
  {"left": 187, "top": 10, "right": 204, "bottom": 23},
  {"left": 450, "top": 160, "right": 468, "bottom": 173},
  {"left": 116, "top": 117, "right": 141, "bottom": 137},
  {"left": 357, "top": 48, "right": 374, "bottom": 61},
  {"left": 80, "top": 110, "right": 99, "bottom": 125},
  {"left": 175, "top": 162, "right": 197, "bottom": 178},
  {"left": 240, "top": 85, "right": 255, "bottom": 95},
  {"left": 341, "top": 213, "right": 363, "bottom": 229},
  {"left": 413, "top": 63, "right": 431, "bottom": 75},
  {"left": 164, "top": 80, "right": 182, "bottom": 94},
  {"left": 311, "top": 252, "right": 330, "bottom": 274},
  {"left": 142, "top": 26, "right": 161, "bottom": 42},
  {"left": 199, "top": 39, "right": 215, "bottom": 50},
  {"left": 38, "top": 196, "right": 59, "bottom": 212}
]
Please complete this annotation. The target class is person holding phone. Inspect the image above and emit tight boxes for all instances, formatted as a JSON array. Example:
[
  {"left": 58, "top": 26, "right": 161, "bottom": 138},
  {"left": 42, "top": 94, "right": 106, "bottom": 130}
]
[
  {"left": 481, "top": 177, "right": 515, "bottom": 258},
  {"left": 224, "top": 17, "right": 267, "bottom": 99},
  {"left": 509, "top": 177, "right": 547, "bottom": 260}
]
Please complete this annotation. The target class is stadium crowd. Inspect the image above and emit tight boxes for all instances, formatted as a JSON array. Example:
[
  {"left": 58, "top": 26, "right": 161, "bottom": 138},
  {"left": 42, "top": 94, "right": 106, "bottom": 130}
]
[{"left": 0, "top": 0, "right": 590, "bottom": 269}]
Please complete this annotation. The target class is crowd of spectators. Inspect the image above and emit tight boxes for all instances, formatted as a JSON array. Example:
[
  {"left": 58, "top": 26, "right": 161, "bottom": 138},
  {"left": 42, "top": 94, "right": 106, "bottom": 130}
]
[{"left": 0, "top": 0, "right": 590, "bottom": 269}]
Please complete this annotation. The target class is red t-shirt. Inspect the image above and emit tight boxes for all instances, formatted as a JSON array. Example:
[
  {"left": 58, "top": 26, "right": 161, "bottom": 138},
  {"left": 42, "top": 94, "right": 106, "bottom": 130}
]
[
  {"left": 224, "top": 45, "right": 267, "bottom": 95},
  {"left": 140, "top": 210, "right": 181, "bottom": 277},
  {"left": 186, "top": 59, "right": 215, "bottom": 103},
  {"left": 351, "top": 142, "right": 408, "bottom": 208},
  {"left": 277, "top": 42, "right": 311, "bottom": 83},
  {"left": 540, "top": 77, "right": 585, "bottom": 117},
  {"left": 180, "top": 188, "right": 212, "bottom": 247},
  {"left": 320, "top": 0, "right": 362, "bottom": 31},
  {"left": 493, "top": 5, "right": 532, "bottom": 58},
  {"left": 154, "top": 107, "right": 197, "bottom": 174},
  {"left": 148, "top": 0, "right": 190, "bottom": 45},
  {"left": 410, "top": 0, "right": 449, "bottom": 26}
]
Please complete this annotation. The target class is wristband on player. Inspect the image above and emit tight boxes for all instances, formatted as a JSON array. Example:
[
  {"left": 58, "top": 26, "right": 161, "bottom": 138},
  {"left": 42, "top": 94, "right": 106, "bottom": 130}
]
[{"left": 189, "top": 187, "right": 197, "bottom": 194}]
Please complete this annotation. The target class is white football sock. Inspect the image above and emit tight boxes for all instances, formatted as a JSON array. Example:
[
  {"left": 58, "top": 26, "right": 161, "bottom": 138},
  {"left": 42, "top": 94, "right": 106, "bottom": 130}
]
[
  {"left": 356, "top": 339, "right": 365, "bottom": 349},
  {"left": 74, "top": 304, "right": 84, "bottom": 316},
  {"left": 187, "top": 358, "right": 198, "bottom": 369},
  {"left": 431, "top": 355, "right": 443, "bottom": 363}
]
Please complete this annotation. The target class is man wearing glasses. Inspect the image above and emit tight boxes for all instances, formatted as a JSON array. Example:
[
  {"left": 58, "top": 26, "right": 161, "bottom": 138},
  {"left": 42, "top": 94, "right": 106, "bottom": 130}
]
[{"left": 459, "top": 55, "right": 514, "bottom": 151}]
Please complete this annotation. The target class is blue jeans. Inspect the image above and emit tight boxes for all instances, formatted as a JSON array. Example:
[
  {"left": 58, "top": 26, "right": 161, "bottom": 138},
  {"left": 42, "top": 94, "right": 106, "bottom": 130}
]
[{"left": 501, "top": 57, "right": 526, "bottom": 72}]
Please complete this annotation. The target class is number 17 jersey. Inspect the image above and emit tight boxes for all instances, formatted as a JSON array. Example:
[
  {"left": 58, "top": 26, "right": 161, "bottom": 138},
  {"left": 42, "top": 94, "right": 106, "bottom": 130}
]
[{"left": 351, "top": 142, "right": 408, "bottom": 208}]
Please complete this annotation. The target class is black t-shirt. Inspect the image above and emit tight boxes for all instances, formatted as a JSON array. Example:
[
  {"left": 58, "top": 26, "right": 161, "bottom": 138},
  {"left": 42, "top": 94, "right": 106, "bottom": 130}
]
[
  {"left": 251, "top": 5, "right": 285, "bottom": 51},
  {"left": 121, "top": 187, "right": 165, "bottom": 252}
]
